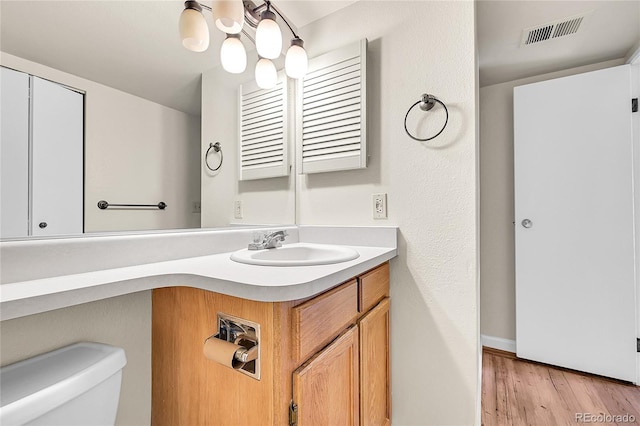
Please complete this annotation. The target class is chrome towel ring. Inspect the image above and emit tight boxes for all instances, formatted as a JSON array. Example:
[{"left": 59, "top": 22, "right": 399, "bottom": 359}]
[
  {"left": 404, "top": 93, "right": 449, "bottom": 141},
  {"left": 205, "top": 142, "right": 223, "bottom": 172}
]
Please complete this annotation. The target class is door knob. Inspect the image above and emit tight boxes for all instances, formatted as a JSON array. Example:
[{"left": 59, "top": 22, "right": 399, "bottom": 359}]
[
  {"left": 521, "top": 219, "right": 533, "bottom": 228},
  {"left": 39, "top": 222, "right": 48, "bottom": 229}
]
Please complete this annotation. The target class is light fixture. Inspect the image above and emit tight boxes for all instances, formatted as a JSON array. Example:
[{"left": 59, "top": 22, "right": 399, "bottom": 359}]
[
  {"left": 212, "top": 0, "right": 244, "bottom": 34},
  {"left": 255, "top": 8, "right": 282, "bottom": 60},
  {"left": 255, "top": 58, "right": 277, "bottom": 89},
  {"left": 179, "top": 1, "right": 210, "bottom": 52},
  {"left": 285, "top": 38, "right": 308, "bottom": 79},
  {"left": 220, "top": 34, "right": 247, "bottom": 74},
  {"left": 179, "top": 1, "right": 308, "bottom": 83}
]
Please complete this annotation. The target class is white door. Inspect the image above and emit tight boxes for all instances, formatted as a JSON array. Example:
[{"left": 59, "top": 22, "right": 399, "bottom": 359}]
[
  {"left": 1, "top": 67, "right": 30, "bottom": 238},
  {"left": 514, "top": 64, "right": 636, "bottom": 382},
  {"left": 31, "top": 77, "right": 83, "bottom": 236}
]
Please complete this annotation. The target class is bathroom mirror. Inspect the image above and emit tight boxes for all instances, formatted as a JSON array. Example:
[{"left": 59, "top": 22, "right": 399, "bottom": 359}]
[{"left": 0, "top": 0, "right": 312, "bottom": 239}]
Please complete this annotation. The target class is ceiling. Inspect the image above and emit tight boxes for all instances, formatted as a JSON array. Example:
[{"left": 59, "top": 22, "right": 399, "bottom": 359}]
[
  {"left": 477, "top": 0, "right": 640, "bottom": 87},
  {"left": 0, "top": 1, "right": 356, "bottom": 116},
  {"left": 1, "top": 1, "right": 639, "bottom": 115}
]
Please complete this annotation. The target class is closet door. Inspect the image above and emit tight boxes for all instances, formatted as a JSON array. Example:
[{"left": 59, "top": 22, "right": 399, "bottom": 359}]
[
  {"left": 31, "top": 77, "right": 83, "bottom": 236},
  {"left": 0, "top": 67, "right": 30, "bottom": 238},
  {"left": 514, "top": 64, "right": 636, "bottom": 382}
]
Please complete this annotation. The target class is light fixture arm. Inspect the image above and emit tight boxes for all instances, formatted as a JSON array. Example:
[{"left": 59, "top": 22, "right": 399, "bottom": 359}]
[
  {"left": 188, "top": 0, "right": 299, "bottom": 40},
  {"left": 265, "top": 3, "right": 299, "bottom": 40},
  {"left": 185, "top": 0, "right": 203, "bottom": 13},
  {"left": 241, "top": 0, "right": 301, "bottom": 39}
]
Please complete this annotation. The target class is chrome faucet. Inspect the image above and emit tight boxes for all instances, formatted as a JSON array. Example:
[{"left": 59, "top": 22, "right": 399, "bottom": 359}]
[{"left": 248, "top": 230, "right": 288, "bottom": 250}]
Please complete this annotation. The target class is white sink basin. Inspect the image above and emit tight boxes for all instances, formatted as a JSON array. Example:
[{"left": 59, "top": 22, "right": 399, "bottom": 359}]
[{"left": 230, "top": 243, "right": 360, "bottom": 266}]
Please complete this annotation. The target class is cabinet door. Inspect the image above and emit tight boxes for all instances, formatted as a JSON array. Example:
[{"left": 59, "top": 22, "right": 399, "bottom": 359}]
[
  {"left": 293, "top": 326, "right": 359, "bottom": 426},
  {"left": 0, "top": 67, "right": 30, "bottom": 238},
  {"left": 359, "top": 298, "right": 390, "bottom": 426},
  {"left": 31, "top": 77, "right": 83, "bottom": 236}
]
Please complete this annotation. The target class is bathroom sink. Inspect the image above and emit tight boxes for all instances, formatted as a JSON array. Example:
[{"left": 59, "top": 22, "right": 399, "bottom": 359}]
[{"left": 230, "top": 243, "right": 360, "bottom": 266}]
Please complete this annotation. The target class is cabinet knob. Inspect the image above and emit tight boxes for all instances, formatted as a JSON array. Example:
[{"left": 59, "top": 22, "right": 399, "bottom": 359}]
[
  {"left": 39, "top": 222, "right": 47, "bottom": 229},
  {"left": 521, "top": 219, "right": 533, "bottom": 228}
]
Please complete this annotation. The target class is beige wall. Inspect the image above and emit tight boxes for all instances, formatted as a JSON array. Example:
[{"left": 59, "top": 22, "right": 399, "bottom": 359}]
[
  {"left": 201, "top": 66, "right": 295, "bottom": 227},
  {"left": 295, "top": 2, "right": 479, "bottom": 424},
  {"left": 0, "top": 52, "right": 202, "bottom": 233},
  {"left": 0, "top": 292, "right": 151, "bottom": 426},
  {"left": 479, "top": 58, "right": 625, "bottom": 341}
]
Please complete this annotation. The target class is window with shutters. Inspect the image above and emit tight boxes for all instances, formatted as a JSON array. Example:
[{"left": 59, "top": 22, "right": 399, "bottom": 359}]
[
  {"left": 238, "top": 71, "right": 289, "bottom": 181},
  {"left": 296, "top": 39, "right": 367, "bottom": 175}
]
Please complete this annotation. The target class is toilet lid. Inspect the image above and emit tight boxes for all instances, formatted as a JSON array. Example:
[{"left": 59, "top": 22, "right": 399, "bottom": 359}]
[{"left": 0, "top": 342, "right": 126, "bottom": 424}]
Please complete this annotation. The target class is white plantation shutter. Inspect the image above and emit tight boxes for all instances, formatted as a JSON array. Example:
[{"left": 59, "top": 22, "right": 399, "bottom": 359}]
[
  {"left": 239, "top": 72, "right": 289, "bottom": 180},
  {"left": 297, "top": 39, "right": 367, "bottom": 174}
]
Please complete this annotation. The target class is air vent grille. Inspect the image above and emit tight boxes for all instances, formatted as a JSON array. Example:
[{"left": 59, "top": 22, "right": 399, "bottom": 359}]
[
  {"left": 552, "top": 17, "right": 583, "bottom": 38},
  {"left": 521, "top": 12, "right": 590, "bottom": 46}
]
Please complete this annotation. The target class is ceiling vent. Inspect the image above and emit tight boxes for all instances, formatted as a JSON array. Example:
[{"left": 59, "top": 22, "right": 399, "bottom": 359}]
[{"left": 520, "top": 12, "right": 591, "bottom": 46}]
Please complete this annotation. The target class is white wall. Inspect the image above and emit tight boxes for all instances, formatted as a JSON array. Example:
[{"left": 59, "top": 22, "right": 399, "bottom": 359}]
[
  {"left": 479, "top": 58, "right": 626, "bottom": 342},
  {"left": 0, "top": 52, "right": 202, "bottom": 234},
  {"left": 201, "top": 66, "right": 295, "bottom": 227},
  {"left": 295, "top": 2, "right": 478, "bottom": 424},
  {"left": 0, "top": 292, "right": 151, "bottom": 426}
]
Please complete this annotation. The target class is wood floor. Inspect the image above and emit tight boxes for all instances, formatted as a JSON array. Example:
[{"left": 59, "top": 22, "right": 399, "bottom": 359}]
[{"left": 482, "top": 348, "right": 640, "bottom": 426}]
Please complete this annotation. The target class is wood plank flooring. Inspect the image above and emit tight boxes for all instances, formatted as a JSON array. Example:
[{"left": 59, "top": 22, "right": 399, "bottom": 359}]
[{"left": 482, "top": 348, "right": 640, "bottom": 426}]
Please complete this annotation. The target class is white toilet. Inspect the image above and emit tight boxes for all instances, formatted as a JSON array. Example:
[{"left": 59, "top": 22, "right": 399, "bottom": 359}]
[{"left": 0, "top": 342, "right": 127, "bottom": 426}]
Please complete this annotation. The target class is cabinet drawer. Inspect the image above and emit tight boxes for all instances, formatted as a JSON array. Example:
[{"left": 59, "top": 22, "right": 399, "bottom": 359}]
[
  {"left": 293, "top": 280, "right": 358, "bottom": 363},
  {"left": 358, "top": 263, "right": 389, "bottom": 314}
]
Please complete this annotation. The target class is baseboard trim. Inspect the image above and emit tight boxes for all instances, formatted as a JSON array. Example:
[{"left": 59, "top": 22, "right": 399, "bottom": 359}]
[{"left": 481, "top": 334, "right": 516, "bottom": 353}]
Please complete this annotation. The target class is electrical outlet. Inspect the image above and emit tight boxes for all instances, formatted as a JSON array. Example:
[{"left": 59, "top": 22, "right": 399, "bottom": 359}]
[
  {"left": 234, "top": 200, "right": 243, "bottom": 219},
  {"left": 373, "top": 193, "right": 387, "bottom": 219},
  {"left": 192, "top": 201, "right": 201, "bottom": 213}
]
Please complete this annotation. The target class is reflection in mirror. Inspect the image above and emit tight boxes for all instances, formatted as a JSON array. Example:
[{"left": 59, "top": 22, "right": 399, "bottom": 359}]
[
  {"left": 0, "top": 0, "right": 300, "bottom": 240},
  {"left": 1, "top": 68, "right": 84, "bottom": 239}
]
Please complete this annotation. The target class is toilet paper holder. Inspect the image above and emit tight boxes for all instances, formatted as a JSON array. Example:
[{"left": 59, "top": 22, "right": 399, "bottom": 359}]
[
  {"left": 232, "top": 343, "right": 259, "bottom": 363},
  {"left": 204, "top": 312, "right": 261, "bottom": 380}
]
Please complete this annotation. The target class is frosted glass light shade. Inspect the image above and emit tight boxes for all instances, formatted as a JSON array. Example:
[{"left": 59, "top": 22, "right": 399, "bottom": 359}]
[
  {"left": 255, "top": 10, "right": 282, "bottom": 59},
  {"left": 220, "top": 34, "right": 247, "bottom": 74},
  {"left": 285, "top": 39, "right": 308, "bottom": 79},
  {"left": 179, "top": 7, "right": 210, "bottom": 52},
  {"left": 255, "top": 58, "right": 277, "bottom": 89},
  {"left": 213, "top": 0, "right": 244, "bottom": 34}
]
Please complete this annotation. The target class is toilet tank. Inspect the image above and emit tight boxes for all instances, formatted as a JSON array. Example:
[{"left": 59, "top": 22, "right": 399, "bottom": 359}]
[{"left": 0, "top": 342, "right": 127, "bottom": 426}]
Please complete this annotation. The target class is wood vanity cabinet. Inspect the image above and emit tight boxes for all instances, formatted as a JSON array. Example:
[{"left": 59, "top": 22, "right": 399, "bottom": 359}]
[{"left": 152, "top": 262, "right": 391, "bottom": 426}]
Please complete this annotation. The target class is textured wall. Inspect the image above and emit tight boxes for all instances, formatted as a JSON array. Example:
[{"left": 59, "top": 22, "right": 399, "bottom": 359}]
[{"left": 295, "top": 2, "right": 479, "bottom": 424}]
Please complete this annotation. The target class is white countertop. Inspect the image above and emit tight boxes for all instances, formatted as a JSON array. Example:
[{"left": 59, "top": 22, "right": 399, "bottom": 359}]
[{"left": 0, "top": 226, "right": 397, "bottom": 321}]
